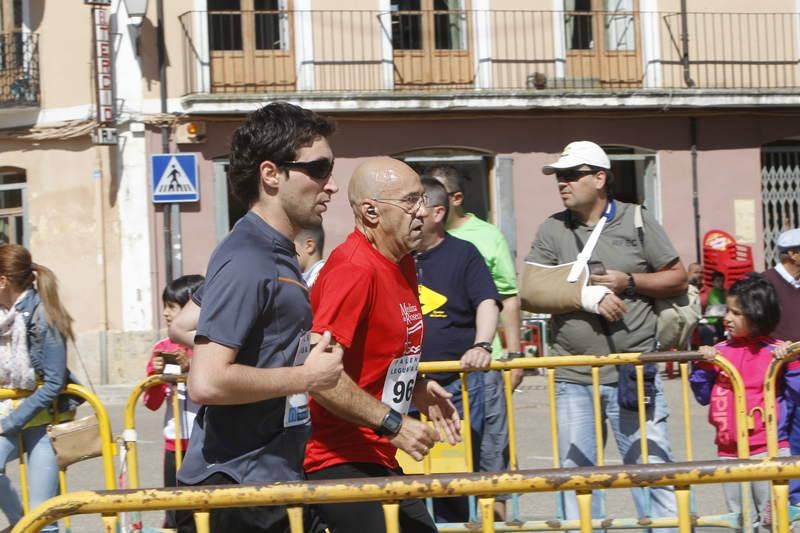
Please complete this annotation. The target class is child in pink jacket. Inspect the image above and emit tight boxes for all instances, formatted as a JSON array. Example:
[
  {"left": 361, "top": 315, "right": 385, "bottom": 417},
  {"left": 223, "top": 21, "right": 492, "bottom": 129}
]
[
  {"left": 690, "top": 274, "right": 799, "bottom": 532},
  {"left": 143, "top": 274, "right": 204, "bottom": 529}
]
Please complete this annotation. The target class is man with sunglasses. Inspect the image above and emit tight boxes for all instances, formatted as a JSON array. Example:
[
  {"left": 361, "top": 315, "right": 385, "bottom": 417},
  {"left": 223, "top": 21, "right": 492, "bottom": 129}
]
[
  {"left": 175, "top": 102, "right": 343, "bottom": 533},
  {"left": 304, "top": 157, "right": 461, "bottom": 533},
  {"left": 525, "top": 141, "right": 687, "bottom": 533}
]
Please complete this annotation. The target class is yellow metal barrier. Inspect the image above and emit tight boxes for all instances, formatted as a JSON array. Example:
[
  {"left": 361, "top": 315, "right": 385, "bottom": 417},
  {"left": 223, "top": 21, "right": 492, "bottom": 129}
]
[
  {"left": 763, "top": 341, "right": 800, "bottom": 457},
  {"left": 120, "top": 373, "right": 189, "bottom": 531},
  {"left": 0, "top": 383, "right": 117, "bottom": 532},
  {"left": 13, "top": 456, "right": 800, "bottom": 533},
  {"left": 399, "top": 351, "right": 753, "bottom": 529},
  {"left": 121, "top": 373, "right": 188, "bottom": 491}
]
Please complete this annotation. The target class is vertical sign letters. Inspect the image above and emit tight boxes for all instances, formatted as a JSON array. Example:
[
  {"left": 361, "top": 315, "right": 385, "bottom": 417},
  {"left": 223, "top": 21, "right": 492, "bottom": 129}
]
[{"left": 94, "top": 8, "right": 114, "bottom": 124}]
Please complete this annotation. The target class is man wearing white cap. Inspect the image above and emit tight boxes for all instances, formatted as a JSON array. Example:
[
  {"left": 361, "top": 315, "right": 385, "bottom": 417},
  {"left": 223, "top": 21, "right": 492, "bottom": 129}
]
[
  {"left": 763, "top": 228, "right": 800, "bottom": 505},
  {"left": 525, "top": 141, "right": 687, "bottom": 532},
  {"left": 763, "top": 228, "right": 800, "bottom": 341}
]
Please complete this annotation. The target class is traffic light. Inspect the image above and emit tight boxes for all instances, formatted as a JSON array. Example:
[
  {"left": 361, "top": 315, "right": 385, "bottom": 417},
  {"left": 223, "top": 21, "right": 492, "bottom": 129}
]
[{"left": 173, "top": 121, "right": 206, "bottom": 144}]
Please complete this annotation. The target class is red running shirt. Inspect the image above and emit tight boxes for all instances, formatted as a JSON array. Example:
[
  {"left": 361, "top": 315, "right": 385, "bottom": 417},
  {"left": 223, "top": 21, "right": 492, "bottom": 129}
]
[{"left": 304, "top": 230, "right": 424, "bottom": 472}]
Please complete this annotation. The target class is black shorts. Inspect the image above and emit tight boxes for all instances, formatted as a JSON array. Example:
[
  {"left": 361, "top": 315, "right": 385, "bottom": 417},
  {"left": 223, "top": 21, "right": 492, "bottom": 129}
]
[
  {"left": 175, "top": 472, "right": 326, "bottom": 533},
  {"left": 306, "top": 462, "right": 438, "bottom": 533}
]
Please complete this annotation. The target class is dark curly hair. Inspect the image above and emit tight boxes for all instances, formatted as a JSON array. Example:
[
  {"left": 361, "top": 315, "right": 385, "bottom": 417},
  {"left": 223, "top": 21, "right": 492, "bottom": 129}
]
[
  {"left": 728, "top": 273, "right": 781, "bottom": 336},
  {"left": 228, "top": 102, "right": 336, "bottom": 205}
]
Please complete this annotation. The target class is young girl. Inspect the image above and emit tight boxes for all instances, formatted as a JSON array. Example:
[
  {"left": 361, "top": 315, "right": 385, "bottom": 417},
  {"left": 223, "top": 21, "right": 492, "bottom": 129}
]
[
  {"left": 690, "top": 273, "right": 799, "bottom": 532},
  {"left": 143, "top": 274, "right": 203, "bottom": 529},
  {"left": 0, "top": 244, "right": 78, "bottom": 533}
]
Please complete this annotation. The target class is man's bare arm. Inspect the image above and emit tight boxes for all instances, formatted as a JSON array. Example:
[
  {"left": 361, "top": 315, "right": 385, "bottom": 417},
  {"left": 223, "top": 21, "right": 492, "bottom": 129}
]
[
  {"left": 500, "top": 294, "right": 525, "bottom": 389},
  {"left": 591, "top": 259, "right": 688, "bottom": 300},
  {"left": 169, "top": 299, "right": 200, "bottom": 347},
  {"left": 188, "top": 333, "right": 343, "bottom": 405},
  {"left": 312, "top": 371, "right": 440, "bottom": 461}
]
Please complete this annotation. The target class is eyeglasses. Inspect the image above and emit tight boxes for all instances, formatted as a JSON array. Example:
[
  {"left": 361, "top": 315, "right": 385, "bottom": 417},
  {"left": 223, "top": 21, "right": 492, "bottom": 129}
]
[
  {"left": 279, "top": 158, "right": 334, "bottom": 180},
  {"left": 555, "top": 168, "right": 598, "bottom": 183},
  {"left": 372, "top": 193, "right": 429, "bottom": 214}
]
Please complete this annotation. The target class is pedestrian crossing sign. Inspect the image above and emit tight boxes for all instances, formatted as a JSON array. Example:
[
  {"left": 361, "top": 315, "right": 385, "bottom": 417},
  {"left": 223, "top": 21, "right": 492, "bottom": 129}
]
[{"left": 151, "top": 153, "right": 199, "bottom": 203}]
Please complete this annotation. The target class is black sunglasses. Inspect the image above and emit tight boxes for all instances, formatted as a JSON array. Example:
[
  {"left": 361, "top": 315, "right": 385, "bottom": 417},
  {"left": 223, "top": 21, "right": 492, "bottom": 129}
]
[
  {"left": 555, "top": 168, "right": 598, "bottom": 182},
  {"left": 279, "top": 158, "right": 334, "bottom": 180}
]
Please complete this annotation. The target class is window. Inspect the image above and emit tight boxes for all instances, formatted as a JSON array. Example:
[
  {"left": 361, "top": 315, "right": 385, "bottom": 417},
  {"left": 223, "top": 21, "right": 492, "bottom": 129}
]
[
  {"left": 391, "top": 0, "right": 423, "bottom": 50},
  {"left": 565, "top": 0, "right": 593, "bottom": 50},
  {"left": 255, "top": 0, "right": 284, "bottom": 50},
  {"left": 209, "top": 0, "right": 243, "bottom": 51},
  {"left": 433, "top": 0, "right": 467, "bottom": 51},
  {"left": 0, "top": 169, "right": 26, "bottom": 246}
]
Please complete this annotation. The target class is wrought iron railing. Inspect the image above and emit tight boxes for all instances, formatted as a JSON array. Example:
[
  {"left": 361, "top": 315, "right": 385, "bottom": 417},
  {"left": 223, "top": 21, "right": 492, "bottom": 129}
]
[
  {"left": 0, "top": 32, "right": 39, "bottom": 107},
  {"left": 178, "top": 10, "right": 800, "bottom": 95}
]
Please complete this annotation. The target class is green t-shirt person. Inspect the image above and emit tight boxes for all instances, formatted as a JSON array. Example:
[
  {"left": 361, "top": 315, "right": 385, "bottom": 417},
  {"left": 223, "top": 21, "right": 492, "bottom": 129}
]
[{"left": 449, "top": 213, "right": 518, "bottom": 359}]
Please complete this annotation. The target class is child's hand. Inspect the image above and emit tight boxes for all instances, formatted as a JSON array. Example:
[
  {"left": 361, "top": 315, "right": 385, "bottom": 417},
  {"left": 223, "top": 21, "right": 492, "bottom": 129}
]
[
  {"left": 152, "top": 356, "right": 165, "bottom": 373},
  {"left": 773, "top": 341, "right": 798, "bottom": 361},
  {"left": 698, "top": 345, "right": 717, "bottom": 362}
]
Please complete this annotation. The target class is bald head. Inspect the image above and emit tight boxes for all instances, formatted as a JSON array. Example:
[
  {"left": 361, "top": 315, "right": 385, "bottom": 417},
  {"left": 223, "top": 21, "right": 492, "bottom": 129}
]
[{"left": 348, "top": 157, "right": 418, "bottom": 209}]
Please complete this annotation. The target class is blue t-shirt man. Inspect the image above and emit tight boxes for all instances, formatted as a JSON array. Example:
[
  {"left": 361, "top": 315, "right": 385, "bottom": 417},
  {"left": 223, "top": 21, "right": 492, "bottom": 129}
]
[
  {"left": 178, "top": 211, "right": 313, "bottom": 485},
  {"left": 417, "top": 233, "right": 502, "bottom": 377}
]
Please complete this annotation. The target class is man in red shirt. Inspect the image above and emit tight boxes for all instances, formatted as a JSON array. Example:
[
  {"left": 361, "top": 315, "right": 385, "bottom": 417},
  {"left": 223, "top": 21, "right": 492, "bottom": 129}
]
[{"left": 306, "top": 157, "right": 461, "bottom": 533}]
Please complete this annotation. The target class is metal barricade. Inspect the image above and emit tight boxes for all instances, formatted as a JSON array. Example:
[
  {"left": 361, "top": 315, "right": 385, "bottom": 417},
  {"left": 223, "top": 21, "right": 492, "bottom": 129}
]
[
  {"left": 398, "top": 351, "right": 752, "bottom": 530},
  {"left": 13, "top": 456, "right": 800, "bottom": 533},
  {"left": 120, "top": 373, "right": 189, "bottom": 531},
  {"left": 0, "top": 383, "right": 117, "bottom": 532}
]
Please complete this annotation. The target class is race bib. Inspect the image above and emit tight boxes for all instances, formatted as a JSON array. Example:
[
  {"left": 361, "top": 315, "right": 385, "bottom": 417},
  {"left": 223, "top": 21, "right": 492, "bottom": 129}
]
[
  {"left": 381, "top": 354, "right": 420, "bottom": 414},
  {"left": 284, "top": 331, "right": 311, "bottom": 428}
]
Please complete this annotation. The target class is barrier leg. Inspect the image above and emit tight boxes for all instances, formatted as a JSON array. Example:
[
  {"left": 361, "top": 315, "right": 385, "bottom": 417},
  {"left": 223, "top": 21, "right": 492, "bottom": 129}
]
[
  {"left": 478, "top": 497, "right": 495, "bottom": 533},
  {"left": 577, "top": 491, "right": 593, "bottom": 533},
  {"left": 194, "top": 510, "right": 210, "bottom": 533},
  {"left": 382, "top": 502, "right": 400, "bottom": 533},
  {"left": 774, "top": 481, "right": 790, "bottom": 533},
  {"left": 101, "top": 513, "right": 117, "bottom": 533},
  {"left": 676, "top": 486, "right": 692, "bottom": 533},
  {"left": 286, "top": 505, "right": 305, "bottom": 533}
]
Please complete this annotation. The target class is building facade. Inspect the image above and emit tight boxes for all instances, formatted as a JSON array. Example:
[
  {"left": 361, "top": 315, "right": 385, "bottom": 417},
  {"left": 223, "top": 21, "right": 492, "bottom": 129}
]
[{"left": 2, "top": 0, "right": 800, "bottom": 382}]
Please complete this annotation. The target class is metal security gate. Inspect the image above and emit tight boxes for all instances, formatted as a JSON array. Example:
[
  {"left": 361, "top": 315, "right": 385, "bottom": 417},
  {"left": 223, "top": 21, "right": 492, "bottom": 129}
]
[{"left": 761, "top": 146, "right": 800, "bottom": 267}]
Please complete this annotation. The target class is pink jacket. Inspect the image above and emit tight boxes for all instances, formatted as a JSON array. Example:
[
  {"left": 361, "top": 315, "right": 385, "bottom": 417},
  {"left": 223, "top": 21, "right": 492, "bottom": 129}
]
[{"left": 690, "top": 336, "right": 800, "bottom": 457}]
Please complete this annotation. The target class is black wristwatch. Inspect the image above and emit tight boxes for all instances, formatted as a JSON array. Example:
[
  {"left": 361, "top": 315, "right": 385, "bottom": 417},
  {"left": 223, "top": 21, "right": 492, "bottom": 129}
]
[
  {"left": 374, "top": 408, "right": 403, "bottom": 437},
  {"left": 471, "top": 341, "right": 493, "bottom": 353},
  {"left": 623, "top": 273, "right": 636, "bottom": 298}
]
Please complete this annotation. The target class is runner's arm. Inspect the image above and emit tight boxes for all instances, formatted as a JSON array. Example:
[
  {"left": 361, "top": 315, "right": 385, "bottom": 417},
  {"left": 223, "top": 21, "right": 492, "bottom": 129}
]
[{"left": 188, "top": 334, "right": 342, "bottom": 405}]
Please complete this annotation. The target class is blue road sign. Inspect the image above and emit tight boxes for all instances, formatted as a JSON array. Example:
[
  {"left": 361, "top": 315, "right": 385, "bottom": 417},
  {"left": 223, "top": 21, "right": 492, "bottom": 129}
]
[{"left": 151, "top": 153, "right": 199, "bottom": 203}]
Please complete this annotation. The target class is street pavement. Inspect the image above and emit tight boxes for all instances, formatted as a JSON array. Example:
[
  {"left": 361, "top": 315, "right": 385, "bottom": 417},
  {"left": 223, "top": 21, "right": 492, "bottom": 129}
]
[{"left": 0, "top": 370, "right": 745, "bottom": 532}]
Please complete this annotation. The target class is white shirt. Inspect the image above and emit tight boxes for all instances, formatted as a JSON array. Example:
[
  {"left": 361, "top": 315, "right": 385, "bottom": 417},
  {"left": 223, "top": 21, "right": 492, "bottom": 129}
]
[
  {"left": 302, "top": 259, "right": 326, "bottom": 288},
  {"left": 775, "top": 262, "right": 800, "bottom": 289}
]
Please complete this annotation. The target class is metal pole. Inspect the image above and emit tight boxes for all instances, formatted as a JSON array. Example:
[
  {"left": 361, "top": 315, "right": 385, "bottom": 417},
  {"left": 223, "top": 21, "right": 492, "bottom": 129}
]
[
  {"left": 680, "top": 0, "right": 695, "bottom": 88},
  {"left": 157, "top": 0, "right": 181, "bottom": 281},
  {"left": 690, "top": 117, "right": 701, "bottom": 263}
]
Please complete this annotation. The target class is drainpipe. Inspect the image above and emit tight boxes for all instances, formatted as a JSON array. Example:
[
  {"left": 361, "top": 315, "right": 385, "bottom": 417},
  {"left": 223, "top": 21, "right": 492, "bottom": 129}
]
[
  {"left": 157, "top": 0, "right": 181, "bottom": 281},
  {"left": 680, "top": 0, "right": 696, "bottom": 88},
  {"left": 690, "top": 117, "right": 701, "bottom": 263}
]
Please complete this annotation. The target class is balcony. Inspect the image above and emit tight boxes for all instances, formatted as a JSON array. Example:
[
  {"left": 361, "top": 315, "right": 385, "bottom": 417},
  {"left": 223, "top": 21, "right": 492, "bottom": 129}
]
[
  {"left": 0, "top": 32, "right": 39, "bottom": 108},
  {"left": 178, "top": 9, "right": 800, "bottom": 110}
]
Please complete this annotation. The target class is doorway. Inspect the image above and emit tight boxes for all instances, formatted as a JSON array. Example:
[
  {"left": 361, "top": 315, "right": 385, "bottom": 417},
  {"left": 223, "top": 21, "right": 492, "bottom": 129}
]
[
  {"left": 563, "top": 0, "right": 643, "bottom": 87},
  {"left": 390, "top": 0, "right": 474, "bottom": 89},
  {"left": 604, "top": 146, "right": 660, "bottom": 220},
  {"left": 207, "top": 0, "right": 295, "bottom": 92},
  {"left": 395, "top": 148, "right": 492, "bottom": 221}
]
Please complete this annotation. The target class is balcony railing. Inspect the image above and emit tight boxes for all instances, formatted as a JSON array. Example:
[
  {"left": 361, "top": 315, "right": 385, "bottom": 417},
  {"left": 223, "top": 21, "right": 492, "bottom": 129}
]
[
  {"left": 178, "top": 10, "right": 800, "bottom": 96},
  {"left": 0, "top": 32, "right": 39, "bottom": 107}
]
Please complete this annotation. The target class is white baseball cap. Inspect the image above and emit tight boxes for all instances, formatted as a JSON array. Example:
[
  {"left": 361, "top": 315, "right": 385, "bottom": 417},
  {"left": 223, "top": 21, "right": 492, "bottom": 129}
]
[
  {"left": 777, "top": 228, "right": 800, "bottom": 250},
  {"left": 542, "top": 141, "right": 611, "bottom": 175}
]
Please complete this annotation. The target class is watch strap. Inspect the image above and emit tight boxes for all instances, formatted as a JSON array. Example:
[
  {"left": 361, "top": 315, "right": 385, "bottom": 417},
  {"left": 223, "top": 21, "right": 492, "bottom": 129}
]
[
  {"left": 374, "top": 408, "right": 403, "bottom": 437},
  {"left": 472, "top": 341, "right": 493, "bottom": 353}
]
